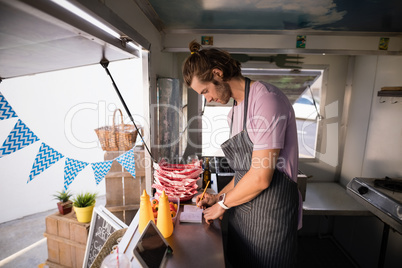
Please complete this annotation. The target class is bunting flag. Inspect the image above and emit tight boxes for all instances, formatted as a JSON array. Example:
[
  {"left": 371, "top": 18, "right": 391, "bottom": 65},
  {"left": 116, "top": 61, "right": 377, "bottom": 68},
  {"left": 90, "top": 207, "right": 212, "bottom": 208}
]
[
  {"left": 0, "top": 97, "right": 141, "bottom": 186},
  {"left": 28, "top": 143, "right": 64, "bottom": 183},
  {"left": 91, "top": 161, "right": 113, "bottom": 185},
  {"left": 0, "top": 119, "right": 39, "bottom": 158},
  {"left": 0, "top": 93, "right": 18, "bottom": 120},
  {"left": 116, "top": 148, "right": 136, "bottom": 178},
  {"left": 64, "top": 158, "right": 89, "bottom": 190}
]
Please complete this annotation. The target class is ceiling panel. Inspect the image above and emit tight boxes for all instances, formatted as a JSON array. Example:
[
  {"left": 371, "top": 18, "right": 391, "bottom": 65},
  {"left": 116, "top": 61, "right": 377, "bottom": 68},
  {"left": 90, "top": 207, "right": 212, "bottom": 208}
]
[
  {"left": 0, "top": 0, "right": 139, "bottom": 79},
  {"left": 145, "top": 0, "right": 402, "bottom": 33}
]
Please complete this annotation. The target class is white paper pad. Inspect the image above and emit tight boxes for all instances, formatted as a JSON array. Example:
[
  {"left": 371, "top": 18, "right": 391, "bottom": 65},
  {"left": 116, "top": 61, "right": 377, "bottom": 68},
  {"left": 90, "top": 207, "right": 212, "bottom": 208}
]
[{"left": 179, "top": 205, "right": 203, "bottom": 223}]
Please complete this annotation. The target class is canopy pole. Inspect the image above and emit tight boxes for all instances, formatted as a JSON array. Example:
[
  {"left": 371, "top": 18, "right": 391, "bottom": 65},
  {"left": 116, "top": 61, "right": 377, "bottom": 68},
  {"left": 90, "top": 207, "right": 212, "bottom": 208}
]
[{"left": 100, "top": 59, "right": 156, "bottom": 163}]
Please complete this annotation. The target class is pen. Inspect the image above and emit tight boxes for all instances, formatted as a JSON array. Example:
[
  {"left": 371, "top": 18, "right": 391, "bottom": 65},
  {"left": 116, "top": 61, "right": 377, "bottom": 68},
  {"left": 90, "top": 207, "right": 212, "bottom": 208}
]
[{"left": 199, "top": 180, "right": 210, "bottom": 203}]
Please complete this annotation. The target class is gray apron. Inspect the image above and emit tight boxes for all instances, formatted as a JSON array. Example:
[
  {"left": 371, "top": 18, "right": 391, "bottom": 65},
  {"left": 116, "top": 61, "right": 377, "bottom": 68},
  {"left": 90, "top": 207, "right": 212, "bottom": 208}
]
[{"left": 221, "top": 78, "right": 299, "bottom": 267}]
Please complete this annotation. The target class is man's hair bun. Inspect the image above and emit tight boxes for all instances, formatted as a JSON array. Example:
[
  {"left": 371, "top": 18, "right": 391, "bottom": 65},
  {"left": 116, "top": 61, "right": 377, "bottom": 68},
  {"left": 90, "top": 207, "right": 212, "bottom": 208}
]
[{"left": 189, "top": 40, "right": 201, "bottom": 54}]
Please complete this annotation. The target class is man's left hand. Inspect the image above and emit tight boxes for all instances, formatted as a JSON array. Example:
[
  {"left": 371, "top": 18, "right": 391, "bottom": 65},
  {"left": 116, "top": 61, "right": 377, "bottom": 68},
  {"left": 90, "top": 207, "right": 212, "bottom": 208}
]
[{"left": 203, "top": 203, "right": 225, "bottom": 224}]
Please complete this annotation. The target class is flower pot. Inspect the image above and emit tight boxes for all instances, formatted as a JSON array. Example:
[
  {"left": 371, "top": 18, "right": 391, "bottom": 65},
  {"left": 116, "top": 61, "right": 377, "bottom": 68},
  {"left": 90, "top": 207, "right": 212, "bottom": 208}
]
[
  {"left": 57, "top": 200, "right": 73, "bottom": 215},
  {"left": 74, "top": 205, "right": 95, "bottom": 223}
]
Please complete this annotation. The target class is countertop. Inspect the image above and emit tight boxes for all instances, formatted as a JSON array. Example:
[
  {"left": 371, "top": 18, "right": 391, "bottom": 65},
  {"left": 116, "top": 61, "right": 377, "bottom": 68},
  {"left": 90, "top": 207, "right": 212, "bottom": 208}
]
[
  {"left": 119, "top": 197, "right": 225, "bottom": 268},
  {"left": 117, "top": 182, "right": 369, "bottom": 267},
  {"left": 303, "top": 182, "right": 372, "bottom": 216}
]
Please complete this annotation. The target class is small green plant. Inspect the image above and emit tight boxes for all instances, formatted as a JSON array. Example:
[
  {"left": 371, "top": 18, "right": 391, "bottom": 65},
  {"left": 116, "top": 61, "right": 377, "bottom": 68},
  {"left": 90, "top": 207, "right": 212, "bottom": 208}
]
[
  {"left": 72, "top": 192, "right": 98, "bottom": 208},
  {"left": 53, "top": 190, "right": 73, "bottom": 203}
]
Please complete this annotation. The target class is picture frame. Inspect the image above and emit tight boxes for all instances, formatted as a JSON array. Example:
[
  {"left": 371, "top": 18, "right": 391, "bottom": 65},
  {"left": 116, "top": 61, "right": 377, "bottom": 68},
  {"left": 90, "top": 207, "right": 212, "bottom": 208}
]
[{"left": 83, "top": 206, "right": 127, "bottom": 268}]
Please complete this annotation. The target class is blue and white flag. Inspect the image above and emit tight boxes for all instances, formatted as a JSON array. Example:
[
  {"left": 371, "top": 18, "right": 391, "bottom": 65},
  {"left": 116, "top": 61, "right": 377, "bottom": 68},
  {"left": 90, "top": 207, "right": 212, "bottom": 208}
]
[
  {"left": 116, "top": 148, "right": 136, "bottom": 178},
  {"left": 0, "top": 93, "right": 18, "bottom": 120},
  {"left": 64, "top": 158, "right": 88, "bottom": 190},
  {"left": 28, "top": 143, "right": 64, "bottom": 183},
  {"left": 91, "top": 161, "right": 113, "bottom": 185},
  {"left": 0, "top": 119, "right": 39, "bottom": 158}
]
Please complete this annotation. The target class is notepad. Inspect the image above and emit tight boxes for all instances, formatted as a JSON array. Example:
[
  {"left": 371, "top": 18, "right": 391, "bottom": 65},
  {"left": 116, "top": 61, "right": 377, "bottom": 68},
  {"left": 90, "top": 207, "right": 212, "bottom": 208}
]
[{"left": 179, "top": 205, "right": 203, "bottom": 223}]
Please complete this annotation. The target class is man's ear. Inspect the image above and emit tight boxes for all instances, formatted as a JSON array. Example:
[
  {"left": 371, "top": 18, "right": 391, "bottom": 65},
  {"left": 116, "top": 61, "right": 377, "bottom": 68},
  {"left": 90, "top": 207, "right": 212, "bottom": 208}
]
[{"left": 212, "top": 68, "right": 223, "bottom": 78}]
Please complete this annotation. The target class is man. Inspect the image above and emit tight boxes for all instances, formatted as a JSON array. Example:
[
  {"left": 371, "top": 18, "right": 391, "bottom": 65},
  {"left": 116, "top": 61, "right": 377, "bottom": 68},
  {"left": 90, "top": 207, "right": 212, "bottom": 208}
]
[{"left": 183, "top": 40, "right": 301, "bottom": 267}]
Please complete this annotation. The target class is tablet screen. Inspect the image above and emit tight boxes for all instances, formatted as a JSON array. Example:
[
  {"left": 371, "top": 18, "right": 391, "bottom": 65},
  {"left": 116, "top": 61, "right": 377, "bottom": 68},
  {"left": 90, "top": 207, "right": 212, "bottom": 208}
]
[{"left": 133, "top": 221, "right": 169, "bottom": 268}]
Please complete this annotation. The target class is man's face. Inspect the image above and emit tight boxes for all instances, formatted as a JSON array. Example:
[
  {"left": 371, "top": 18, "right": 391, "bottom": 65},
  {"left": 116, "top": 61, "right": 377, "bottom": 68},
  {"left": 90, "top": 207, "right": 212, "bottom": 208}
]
[{"left": 190, "top": 76, "right": 231, "bottom": 104}]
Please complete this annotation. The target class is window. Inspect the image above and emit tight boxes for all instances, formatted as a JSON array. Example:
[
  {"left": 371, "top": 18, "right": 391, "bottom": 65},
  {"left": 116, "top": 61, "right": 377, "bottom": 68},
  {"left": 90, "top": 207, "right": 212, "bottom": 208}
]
[{"left": 201, "top": 69, "right": 322, "bottom": 159}]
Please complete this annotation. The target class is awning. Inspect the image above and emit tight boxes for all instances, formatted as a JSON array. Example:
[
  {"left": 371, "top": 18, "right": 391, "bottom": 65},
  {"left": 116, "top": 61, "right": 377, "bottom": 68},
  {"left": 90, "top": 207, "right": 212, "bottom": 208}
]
[{"left": 0, "top": 0, "right": 149, "bottom": 79}]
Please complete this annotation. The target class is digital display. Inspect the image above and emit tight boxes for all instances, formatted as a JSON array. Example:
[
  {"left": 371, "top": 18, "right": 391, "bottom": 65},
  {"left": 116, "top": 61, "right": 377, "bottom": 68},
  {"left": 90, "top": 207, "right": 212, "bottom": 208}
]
[{"left": 133, "top": 222, "right": 168, "bottom": 268}]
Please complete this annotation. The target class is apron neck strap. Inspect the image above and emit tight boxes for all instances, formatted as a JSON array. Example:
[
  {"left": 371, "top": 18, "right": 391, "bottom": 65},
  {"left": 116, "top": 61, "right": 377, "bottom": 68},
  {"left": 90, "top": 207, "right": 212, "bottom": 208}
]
[{"left": 230, "top": 77, "right": 251, "bottom": 136}]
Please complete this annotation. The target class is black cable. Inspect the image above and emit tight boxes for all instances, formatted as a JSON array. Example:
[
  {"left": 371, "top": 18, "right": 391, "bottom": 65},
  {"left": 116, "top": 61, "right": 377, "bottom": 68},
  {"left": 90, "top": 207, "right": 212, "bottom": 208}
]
[{"left": 100, "top": 59, "right": 156, "bottom": 163}]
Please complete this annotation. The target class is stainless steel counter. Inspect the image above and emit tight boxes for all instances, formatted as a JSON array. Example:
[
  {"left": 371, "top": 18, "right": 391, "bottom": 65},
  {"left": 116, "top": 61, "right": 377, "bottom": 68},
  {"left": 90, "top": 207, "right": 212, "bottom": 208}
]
[{"left": 303, "top": 182, "right": 372, "bottom": 216}]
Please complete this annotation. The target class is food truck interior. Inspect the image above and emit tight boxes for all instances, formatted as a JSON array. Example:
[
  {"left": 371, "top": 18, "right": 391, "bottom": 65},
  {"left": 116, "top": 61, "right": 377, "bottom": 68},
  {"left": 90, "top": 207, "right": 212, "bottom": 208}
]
[{"left": 0, "top": 0, "right": 401, "bottom": 267}]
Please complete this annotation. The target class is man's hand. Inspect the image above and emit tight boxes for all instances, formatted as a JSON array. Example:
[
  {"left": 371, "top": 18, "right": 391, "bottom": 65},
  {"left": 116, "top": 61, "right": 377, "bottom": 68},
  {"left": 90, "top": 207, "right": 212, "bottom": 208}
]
[
  {"left": 203, "top": 203, "right": 225, "bottom": 224},
  {"left": 196, "top": 192, "right": 218, "bottom": 208}
]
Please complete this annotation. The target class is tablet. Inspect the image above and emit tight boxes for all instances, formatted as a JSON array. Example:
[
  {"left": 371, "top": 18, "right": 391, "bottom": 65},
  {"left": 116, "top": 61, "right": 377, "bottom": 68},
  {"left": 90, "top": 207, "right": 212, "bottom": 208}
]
[{"left": 133, "top": 221, "right": 172, "bottom": 268}]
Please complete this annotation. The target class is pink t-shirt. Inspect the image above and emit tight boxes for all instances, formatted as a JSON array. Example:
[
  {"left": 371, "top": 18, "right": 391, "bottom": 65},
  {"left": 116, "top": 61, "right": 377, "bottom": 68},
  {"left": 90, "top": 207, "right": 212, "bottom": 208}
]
[
  {"left": 229, "top": 80, "right": 302, "bottom": 229},
  {"left": 229, "top": 81, "right": 299, "bottom": 182}
]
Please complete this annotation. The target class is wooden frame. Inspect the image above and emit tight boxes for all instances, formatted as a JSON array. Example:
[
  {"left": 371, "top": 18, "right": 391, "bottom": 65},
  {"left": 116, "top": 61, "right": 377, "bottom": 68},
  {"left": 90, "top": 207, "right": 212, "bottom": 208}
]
[{"left": 83, "top": 206, "right": 127, "bottom": 268}]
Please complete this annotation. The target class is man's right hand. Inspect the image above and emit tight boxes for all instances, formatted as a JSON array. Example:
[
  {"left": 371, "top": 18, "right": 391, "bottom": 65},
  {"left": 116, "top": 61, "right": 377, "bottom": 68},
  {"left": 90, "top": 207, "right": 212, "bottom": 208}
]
[{"left": 196, "top": 192, "right": 218, "bottom": 208}]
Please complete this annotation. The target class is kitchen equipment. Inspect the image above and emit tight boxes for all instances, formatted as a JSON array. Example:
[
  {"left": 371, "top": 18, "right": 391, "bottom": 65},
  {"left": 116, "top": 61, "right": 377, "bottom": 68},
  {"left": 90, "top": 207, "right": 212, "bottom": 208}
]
[
  {"left": 210, "top": 157, "right": 235, "bottom": 193},
  {"left": 347, "top": 177, "right": 402, "bottom": 234},
  {"left": 347, "top": 176, "right": 402, "bottom": 267}
]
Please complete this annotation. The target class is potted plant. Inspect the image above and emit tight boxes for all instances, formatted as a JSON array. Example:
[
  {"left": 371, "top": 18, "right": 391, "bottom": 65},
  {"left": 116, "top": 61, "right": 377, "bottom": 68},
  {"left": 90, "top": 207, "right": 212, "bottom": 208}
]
[
  {"left": 72, "top": 192, "right": 98, "bottom": 223},
  {"left": 53, "top": 190, "right": 73, "bottom": 215}
]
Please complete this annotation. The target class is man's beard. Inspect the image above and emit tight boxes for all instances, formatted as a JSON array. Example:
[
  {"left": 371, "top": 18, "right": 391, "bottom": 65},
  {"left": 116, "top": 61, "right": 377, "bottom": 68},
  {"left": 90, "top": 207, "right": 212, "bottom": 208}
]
[{"left": 214, "top": 79, "right": 231, "bottom": 104}]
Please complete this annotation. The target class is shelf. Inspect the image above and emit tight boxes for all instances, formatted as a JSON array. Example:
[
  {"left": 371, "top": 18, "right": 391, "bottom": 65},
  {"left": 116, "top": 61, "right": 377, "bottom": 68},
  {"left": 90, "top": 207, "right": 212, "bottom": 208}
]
[
  {"left": 378, "top": 90, "right": 402, "bottom": 97},
  {"left": 378, "top": 87, "right": 402, "bottom": 97}
]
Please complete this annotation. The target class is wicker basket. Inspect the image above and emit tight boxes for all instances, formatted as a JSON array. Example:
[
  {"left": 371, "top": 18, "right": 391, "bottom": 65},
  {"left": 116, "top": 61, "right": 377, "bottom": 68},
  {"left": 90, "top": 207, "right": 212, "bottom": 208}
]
[
  {"left": 90, "top": 228, "right": 127, "bottom": 268},
  {"left": 95, "top": 109, "right": 138, "bottom": 151}
]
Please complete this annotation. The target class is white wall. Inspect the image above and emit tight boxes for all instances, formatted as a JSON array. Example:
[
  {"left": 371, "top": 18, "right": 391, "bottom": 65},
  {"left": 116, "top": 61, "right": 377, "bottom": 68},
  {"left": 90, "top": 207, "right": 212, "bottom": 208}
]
[
  {"left": 341, "top": 55, "right": 402, "bottom": 184},
  {"left": 362, "top": 56, "right": 402, "bottom": 178},
  {"left": 0, "top": 59, "right": 143, "bottom": 223},
  {"left": 337, "top": 55, "right": 402, "bottom": 268}
]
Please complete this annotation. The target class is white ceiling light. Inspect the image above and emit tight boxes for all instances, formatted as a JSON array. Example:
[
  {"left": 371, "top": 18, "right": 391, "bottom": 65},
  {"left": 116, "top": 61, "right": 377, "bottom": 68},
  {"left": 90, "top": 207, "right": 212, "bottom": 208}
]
[{"left": 50, "top": 0, "right": 120, "bottom": 39}]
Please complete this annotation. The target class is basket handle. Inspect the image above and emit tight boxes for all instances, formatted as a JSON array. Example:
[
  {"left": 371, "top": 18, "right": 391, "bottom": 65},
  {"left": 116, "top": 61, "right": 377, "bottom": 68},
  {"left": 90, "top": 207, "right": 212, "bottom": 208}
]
[{"left": 112, "top": 109, "right": 124, "bottom": 129}]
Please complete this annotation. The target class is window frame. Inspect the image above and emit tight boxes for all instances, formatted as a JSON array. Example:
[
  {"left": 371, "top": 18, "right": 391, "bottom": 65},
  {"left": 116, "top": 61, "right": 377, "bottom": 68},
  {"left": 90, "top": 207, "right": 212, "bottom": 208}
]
[{"left": 201, "top": 67, "right": 328, "bottom": 161}]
